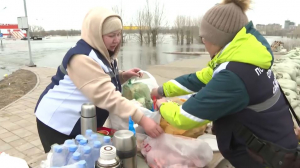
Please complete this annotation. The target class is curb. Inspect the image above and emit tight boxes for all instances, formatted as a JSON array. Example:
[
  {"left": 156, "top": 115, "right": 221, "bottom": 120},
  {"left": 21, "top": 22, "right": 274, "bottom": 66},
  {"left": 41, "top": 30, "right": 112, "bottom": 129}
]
[{"left": 0, "top": 67, "right": 41, "bottom": 111}]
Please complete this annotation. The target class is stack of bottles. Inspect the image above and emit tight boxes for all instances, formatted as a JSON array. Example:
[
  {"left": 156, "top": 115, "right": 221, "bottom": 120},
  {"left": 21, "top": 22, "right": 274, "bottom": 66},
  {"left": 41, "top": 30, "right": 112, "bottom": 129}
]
[{"left": 50, "top": 129, "right": 113, "bottom": 168}]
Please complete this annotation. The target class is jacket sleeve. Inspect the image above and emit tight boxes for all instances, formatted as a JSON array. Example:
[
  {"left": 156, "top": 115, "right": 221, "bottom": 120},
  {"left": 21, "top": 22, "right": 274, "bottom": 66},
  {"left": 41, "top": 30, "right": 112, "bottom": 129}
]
[
  {"left": 161, "top": 66, "right": 213, "bottom": 97},
  {"left": 67, "top": 54, "right": 144, "bottom": 124},
  {"left": 159, "top": 69, "right": 249, "bottom": 130}
]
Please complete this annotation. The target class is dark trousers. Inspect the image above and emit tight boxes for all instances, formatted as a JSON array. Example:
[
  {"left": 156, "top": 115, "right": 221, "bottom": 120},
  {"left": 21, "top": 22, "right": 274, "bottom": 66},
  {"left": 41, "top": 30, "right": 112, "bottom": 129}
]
[{"left": 36, "top": 118, "right": 75, "bottom": 153}]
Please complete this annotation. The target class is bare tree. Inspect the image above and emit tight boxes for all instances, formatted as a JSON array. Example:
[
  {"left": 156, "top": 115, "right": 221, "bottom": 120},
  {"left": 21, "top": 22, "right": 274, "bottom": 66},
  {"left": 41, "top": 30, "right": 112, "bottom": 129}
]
[
  {"left": 29, "top": 25, "right": 46, "bottom": 36},
  {"left": 143, "top": 0, "right": 166, "bottom": 46},
  {"left": 134, "top": 9, "right": 146, "bottom": 45}
]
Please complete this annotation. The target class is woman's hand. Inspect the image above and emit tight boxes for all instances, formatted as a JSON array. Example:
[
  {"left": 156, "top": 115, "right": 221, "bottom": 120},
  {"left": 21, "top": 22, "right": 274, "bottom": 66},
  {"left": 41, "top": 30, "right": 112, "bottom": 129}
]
[
  {"left": 139, "top": 116, "right": 164, "bottom": 138},
  {"left": 122, "top": 68, "right": 143, "bottom": 81}
]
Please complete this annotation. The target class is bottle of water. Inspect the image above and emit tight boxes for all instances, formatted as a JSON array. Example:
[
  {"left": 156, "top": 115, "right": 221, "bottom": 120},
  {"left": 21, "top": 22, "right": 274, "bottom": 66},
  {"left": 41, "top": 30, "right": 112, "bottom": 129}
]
[
  {"left": 75, "top": 135, "right": 84, "bottom": 145},
  {"left": 85, "top": 129, "right": 93, "bottom": 138},
  {"left": 63, "top": 139, "right": 75, "bottom": 153},
  {"left": 67, "top": 152, "right": 81, "bottom": 165},
  {"left": 50, "top": 145, "right": 66, "bottom": 167},
  {"left": 88, "top": 134, "right": 98, "bottom": 146},
  {"left": 82, "top": 146, "right": 93, "bottom": 168},
  {"left": 77, "top": 160, "right": 87, "bottom": 168},
  {"left": 103, "top": 136, "right": 112, "bottom": 146},
  {"left": 66, "top": 144, "right": 78, "bottom": 164},
  {"left": 92, "top": 141, "right": 101, "bottom": 162},
  {"left": 76, "top": 138, "right": 88, "bottom": 154}
]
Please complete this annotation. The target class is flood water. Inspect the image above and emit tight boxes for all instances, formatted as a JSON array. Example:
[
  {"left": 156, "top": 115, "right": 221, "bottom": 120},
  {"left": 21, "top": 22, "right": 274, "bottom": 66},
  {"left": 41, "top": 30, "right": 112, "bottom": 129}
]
[{"left": 0, "top": 34, "right": 294, "bottom": 80}]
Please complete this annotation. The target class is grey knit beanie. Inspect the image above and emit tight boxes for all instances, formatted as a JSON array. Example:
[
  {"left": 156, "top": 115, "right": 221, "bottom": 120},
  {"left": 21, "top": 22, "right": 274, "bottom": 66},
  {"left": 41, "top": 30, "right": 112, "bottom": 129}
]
[{"left": 200, "top": 0, "right": 251, "bottom": 47}]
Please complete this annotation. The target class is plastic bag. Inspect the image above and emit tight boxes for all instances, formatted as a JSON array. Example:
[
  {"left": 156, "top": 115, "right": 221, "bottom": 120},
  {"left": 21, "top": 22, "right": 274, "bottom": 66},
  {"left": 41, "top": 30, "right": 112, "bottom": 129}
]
[
  {"left": 122, "top": 70, "right": 158, "bottom": 110},
  {"left": 277, "top": 79, "right": 298, "bottom": 92},
  {"left": 161, "top": 97, "right": 208, "bottom": 138},
  {"left": 108, "top": 100, "right": 161, "bottom": 132},
  {"left": 141, "top": 133, "right": 213, "bottom": 168}
]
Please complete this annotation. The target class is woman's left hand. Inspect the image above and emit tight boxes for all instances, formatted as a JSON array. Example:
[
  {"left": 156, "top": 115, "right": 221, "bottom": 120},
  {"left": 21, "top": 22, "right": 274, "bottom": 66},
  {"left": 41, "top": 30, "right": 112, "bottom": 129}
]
[{"left": 122, "top": 68, "right": 143, "bottom": 81}]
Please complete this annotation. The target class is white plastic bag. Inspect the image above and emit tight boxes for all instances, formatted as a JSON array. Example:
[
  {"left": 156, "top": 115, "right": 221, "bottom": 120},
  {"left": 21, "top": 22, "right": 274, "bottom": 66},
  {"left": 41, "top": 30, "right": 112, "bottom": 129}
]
[
  {"left": 131, "top": 70, "right": 159, "bottom": 92},
  {"left": 141, "top": 133, "right": 213, "bottom": 168},
  {"left": 277, "top": 79, "right": 298, "bottom": 92},
  {"left": 108, "top": 100, "right": 161, "bottom": 131},
  {"left": 0, "top": 152, "right": 29, "bottom": 168}
]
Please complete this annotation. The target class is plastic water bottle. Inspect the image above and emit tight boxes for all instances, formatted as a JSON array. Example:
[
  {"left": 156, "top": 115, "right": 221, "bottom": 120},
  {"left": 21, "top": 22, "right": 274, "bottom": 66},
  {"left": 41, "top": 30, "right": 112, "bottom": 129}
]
[
  {"left": 103, "top": 136, "right": 112, "bottom": 146},
  {"left": 129, "top": 116, "right": 136, "bottom": 135},
  {"left": 50, "top": 145, "right": 66, "bottom": 167},
  {"left": 76, "top": 138, "right": 88, "bottom": 154},
  {"left": 82, "top": 146, "right": 93, "bottom": 168},
  {"left": 77, "top": 160, "right": 87, "bottom": 168},
  {"left": 92, "top": 141, "right": 101, "bottom": 162},
  {"left": 75, "top": 135, "right": 84, "bottom": 145},
  {"left": 64, "top": 139, "right": 75, "bottom": 146},
  {"left": 66, "top": 144, "right": 78, "bottom": 164},
  {"left": 85, "top": 129, "right": 93, "bottom": 138},
  {"left": 88, "top": 134, "right": 98, "bottom": 146},
  {"left": 67, "top": 152, "right": 81, "bottom": 165}
]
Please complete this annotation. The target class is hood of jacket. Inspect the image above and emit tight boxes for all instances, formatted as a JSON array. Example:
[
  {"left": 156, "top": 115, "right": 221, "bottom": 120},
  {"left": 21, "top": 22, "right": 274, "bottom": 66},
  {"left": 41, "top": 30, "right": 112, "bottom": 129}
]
[{"left": 81, "top": 7, "right": 122, "bottom": 63}]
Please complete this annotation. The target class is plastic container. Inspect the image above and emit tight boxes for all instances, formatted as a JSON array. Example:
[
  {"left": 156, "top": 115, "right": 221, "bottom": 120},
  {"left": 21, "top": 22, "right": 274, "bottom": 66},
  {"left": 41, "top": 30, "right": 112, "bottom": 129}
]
[
  {"left": 67, "top": 152, "right": 81, "bottom": 165},
  {"left": 82, "top": 146, "right": 93, "bottom": 168},
  {"left": 103, "top": 136, "right": 112, "bottom": 146},
  {"left": 92, "top": 141, "right": 101, "bottom": 162},
  {"left": 50, "top": 145, "right": 66, "bottom": 167},
  {"left": 129, "top": 116, "right": 136, "bottom": 135},
  {"left": 66, "top": 144, "right": 78, "bottom": 164},
  {"left": 75, "top": 135, "right": 84, "bottom": 145},
  {"left": 85, "top": 129, "right": 93, "bottom": 138},
  {"left": 77, "top": 160, "right": 87, "bottom": 168}
]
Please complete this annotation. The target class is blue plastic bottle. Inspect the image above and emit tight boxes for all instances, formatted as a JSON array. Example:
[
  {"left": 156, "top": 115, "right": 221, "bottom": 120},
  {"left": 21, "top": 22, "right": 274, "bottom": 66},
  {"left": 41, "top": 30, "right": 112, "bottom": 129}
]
[
  {"left": 82, "top": 146, "right": 93, "bottom": 168},
  {"left": 50, "top": 145, "right": 66, "bottom": 167},
  {"left": 103, "top": 136, "right": 112, "bottom": 146},
  {"left": 85, "top": 129, "right": 93, "bottom": 138},
  {"left": 67, "top": 152, "right": 81, "bottom": 165},
  {"left": 92, "top": 141, "right": 101, "bottom": 162},
  {"left": 88, "top": 134, "right": 98, "bottom": 146},
  {"left": 66, "top": 144, "right": 78, "bottom": 164},
  {"left": 129, "top": 116, "right": 136, "bottom": 135}
]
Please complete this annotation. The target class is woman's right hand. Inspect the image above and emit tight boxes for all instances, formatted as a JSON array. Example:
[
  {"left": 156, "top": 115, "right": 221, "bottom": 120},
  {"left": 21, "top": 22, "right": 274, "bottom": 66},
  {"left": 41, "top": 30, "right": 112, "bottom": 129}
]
[{"left": 139, "top": 115, "right": 164, "bottom": 138}]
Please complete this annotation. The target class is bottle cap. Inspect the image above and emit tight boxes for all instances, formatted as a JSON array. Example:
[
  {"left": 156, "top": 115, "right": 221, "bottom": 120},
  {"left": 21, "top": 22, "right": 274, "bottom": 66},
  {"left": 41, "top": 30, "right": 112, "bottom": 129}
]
[
  {"left": 83, "top": 146, "right": 91, "bottom": 154},
  {"left": 79, "top": 138, "right": 88, "bottom": 145},
  {"left": 54, "top": 145, "right": 62, "bottom": 153},
  {"left": 75, "top": 135, "right": 84, "bottom": 141},
  {"left": 91, "top": 134, "right": 98, "bottom": 140},
  {"left": 77, "top": 160, "right": 86, "bottom": 168},
  {"left": 103, "top": 136, "right": 111, "bottom": 143},
  {"left": 86, "top": 129, "right": 93, "bottom": 136},
  {"left": 64, "top": 139, "right": 74, "bottom": 145},
  {"left": 69, "top": 144, "right": 78, "bottom": 152},
  {"left": 100, "top": 145, "right": 116, "bottom": 160},
  {"left": 94, "top": 141, "right": 101, "bottom": 148},
  {"left": 73, "top": 152, "right": 80, "bottom": 160}
]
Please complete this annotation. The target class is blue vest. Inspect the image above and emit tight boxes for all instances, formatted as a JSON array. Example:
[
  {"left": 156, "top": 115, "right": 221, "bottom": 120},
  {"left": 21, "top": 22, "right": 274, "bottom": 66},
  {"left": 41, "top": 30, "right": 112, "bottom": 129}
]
[
  {"left": 213, "top": 62, "right": 298, "bottom": 168},
  {"left": 35, "top": 39, "right": 121, "bottom": 136}
]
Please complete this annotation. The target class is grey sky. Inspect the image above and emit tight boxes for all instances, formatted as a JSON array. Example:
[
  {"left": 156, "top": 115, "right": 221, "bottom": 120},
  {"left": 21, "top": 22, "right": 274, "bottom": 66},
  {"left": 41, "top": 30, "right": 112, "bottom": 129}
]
[{"left": 0, "top": 0, "right": 299, "bottom": 30}]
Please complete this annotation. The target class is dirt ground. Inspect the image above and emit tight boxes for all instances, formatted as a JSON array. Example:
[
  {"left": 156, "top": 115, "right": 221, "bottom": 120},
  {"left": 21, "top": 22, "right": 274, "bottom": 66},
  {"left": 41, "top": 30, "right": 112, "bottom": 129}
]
[{"left": 0, "top": 69, "right": 37, "bottom": 109}]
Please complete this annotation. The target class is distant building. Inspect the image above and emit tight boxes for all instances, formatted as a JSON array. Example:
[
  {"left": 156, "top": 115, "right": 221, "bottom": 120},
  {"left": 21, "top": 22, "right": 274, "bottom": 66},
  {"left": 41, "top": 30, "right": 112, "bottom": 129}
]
[
  {"left": 284, "top": 20, "right": 296, "bottom": 30},
  {"left": 256, "top": 23, "right": 282, "bottom": 35}
]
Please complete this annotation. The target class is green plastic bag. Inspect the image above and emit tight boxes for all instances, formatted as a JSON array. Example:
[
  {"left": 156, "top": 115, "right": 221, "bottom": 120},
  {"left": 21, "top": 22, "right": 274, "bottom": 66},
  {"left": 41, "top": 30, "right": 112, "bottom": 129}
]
[{"left": 122, "top": 79, "right": 153, "bottom": 110}]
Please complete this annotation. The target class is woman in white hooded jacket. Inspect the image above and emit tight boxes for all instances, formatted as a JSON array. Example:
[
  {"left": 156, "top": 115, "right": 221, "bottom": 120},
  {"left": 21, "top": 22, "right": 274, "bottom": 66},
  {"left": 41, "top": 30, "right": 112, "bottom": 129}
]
[{"left": 35, "top": 7, "right": 163, "bottom": 152}]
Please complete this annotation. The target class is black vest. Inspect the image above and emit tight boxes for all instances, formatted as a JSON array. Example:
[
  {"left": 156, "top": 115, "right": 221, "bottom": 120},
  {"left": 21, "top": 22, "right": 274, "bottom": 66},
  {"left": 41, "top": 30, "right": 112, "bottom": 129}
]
[{"left": 213, "top": 62, "right": 298, "bottom": 168}]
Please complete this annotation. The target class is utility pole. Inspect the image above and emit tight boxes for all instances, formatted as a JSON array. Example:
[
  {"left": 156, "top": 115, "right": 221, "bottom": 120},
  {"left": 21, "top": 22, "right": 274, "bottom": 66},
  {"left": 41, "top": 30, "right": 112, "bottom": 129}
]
[
  {"left": 23, "top": 0, "right": 36, "bottom": 67},
  {"left": 0, "top": 7, "right": 7, "bottom": 47}
]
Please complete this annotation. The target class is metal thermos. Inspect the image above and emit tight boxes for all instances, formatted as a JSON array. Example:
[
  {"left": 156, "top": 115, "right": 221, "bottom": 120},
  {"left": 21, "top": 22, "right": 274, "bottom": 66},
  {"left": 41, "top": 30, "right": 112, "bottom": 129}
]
[
  {"left": 113, "top": 130, "right": 137, "bottom": 168},
  {"left": 95, "top": 145, "right": 121, "bottom": 168},
  {"left": 80, "top": 103, "right": 97, "bottom": 134}
]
